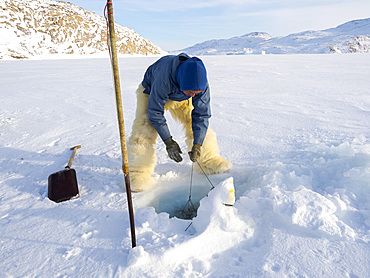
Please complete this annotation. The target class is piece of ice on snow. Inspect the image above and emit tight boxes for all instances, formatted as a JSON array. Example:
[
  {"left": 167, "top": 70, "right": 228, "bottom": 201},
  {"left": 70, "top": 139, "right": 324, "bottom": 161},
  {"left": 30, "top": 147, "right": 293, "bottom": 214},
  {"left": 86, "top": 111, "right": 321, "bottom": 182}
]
[{"left": 192, "top": 177, "right": 248, "bottom": 233}]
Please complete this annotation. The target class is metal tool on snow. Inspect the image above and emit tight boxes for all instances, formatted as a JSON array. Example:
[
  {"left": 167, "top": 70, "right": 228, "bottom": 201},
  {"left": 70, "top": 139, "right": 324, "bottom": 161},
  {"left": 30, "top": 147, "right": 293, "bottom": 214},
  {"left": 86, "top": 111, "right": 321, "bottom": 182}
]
[
  {"left": 48, "top": 145, "right": 81, "bottom": 203},
  {"left": 105, "top": 0, "right": 136, "bottom": 248}
]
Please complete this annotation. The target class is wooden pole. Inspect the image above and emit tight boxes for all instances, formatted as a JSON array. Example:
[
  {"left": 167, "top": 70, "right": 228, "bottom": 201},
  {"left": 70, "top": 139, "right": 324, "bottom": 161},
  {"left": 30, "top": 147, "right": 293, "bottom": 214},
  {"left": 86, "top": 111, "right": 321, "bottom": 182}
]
[{"left": 106, "top": 0, "right": 136, "bottom": 248}]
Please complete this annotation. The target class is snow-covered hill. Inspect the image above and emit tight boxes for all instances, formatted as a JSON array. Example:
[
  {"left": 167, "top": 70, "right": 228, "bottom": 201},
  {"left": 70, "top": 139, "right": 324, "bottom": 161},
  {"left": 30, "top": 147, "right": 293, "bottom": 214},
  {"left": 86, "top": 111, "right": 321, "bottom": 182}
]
[
  {"left": 0, "top": 0, "right": 165, "bottom": 59},
  {"left": 180, "top": 18, "right": 370, "bottom": 55},
  {"left": 182, "top": 32, "right": 272, "bottom": 56}
]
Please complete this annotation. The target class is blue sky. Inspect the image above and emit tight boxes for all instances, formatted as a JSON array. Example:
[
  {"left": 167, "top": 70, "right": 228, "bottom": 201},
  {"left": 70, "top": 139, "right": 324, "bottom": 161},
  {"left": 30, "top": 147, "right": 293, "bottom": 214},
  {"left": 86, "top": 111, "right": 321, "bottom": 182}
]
[{"left": 60, "top": 0, "right": 370, "bottom": 51}]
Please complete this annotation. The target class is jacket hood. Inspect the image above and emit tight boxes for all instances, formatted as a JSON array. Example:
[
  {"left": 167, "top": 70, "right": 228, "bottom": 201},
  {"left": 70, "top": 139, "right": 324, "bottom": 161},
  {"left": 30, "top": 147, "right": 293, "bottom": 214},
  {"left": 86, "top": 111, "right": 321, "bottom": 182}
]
[{"left": 176, "top": 57, "right": 207, "bottom": 91}]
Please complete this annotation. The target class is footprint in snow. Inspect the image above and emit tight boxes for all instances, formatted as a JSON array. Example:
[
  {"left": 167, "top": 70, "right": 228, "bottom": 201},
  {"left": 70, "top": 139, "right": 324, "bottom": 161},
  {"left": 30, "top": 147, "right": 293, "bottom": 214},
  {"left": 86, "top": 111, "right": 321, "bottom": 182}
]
[
  {"left": 46, "top": 138, "right": 61, "bottom": 147},
  {"left": 81, "top": 231, "right": 94, "bottom": 240},
  {"left": 63, "top": 247, "right": 82, "bottom": 260},
  {"left": 230, "top": 256, "right": 244, "bottom": 267}
]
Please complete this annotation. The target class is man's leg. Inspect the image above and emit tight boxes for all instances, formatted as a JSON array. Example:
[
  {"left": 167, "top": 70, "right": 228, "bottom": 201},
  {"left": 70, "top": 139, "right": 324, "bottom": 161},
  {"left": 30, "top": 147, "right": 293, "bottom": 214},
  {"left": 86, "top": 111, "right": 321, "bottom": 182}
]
[
  {"left": 166, "top": 100, "right": 232, "bottom": 175},
  {"left": 127, "top": 84, "right": 158, "bottom": 191}
]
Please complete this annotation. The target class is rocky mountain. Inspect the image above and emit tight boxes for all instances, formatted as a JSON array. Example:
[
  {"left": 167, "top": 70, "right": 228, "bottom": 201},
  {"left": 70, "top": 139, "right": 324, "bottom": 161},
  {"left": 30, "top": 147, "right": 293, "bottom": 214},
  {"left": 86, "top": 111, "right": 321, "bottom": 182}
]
[
  {"left": 180, "top": 18, "right": 370, "bottom": 55},
  {"left": 0, "top": 0, "right": 165, "bottom": 59}
]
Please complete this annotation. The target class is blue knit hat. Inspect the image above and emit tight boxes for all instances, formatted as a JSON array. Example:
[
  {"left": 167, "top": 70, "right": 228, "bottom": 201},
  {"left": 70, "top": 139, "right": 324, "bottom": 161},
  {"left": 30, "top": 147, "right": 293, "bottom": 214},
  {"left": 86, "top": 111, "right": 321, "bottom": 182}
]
[{"left": 176, "top": 57, "right": 207, "bottom": 91}]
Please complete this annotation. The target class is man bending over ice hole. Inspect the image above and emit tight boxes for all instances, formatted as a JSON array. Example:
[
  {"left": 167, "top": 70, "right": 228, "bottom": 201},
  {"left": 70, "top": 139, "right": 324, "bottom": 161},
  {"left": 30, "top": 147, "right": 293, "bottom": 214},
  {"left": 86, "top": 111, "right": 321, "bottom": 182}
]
[{"left": 128, "top": 53, "right": 232, "bottom": 192}]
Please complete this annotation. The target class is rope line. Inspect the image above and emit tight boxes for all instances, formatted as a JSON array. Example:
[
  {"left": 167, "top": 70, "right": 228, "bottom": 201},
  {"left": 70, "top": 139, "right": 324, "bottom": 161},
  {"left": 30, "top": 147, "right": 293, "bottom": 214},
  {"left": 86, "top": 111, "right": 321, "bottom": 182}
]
[
  {"left": 189, "top": 163, "right": 194, "bottom": 198},
  {"left": 181, "top": 160, "right": 216, "bottom": 220},
  {"left": 103, "top": 3, "right": 113, "bottom": 66},
  {"left": 181, "top": 164, "right": 197, "bottom": 218},
  {"left": 196, "top": 161, "right": 215, "bottom": 190}
]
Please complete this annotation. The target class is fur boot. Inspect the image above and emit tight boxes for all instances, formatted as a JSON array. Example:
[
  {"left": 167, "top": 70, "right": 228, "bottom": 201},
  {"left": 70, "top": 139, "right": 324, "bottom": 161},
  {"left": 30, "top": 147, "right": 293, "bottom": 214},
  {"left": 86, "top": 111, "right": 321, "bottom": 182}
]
[{"left": 127, "top": 84, "right": 157, "bottom": 191}]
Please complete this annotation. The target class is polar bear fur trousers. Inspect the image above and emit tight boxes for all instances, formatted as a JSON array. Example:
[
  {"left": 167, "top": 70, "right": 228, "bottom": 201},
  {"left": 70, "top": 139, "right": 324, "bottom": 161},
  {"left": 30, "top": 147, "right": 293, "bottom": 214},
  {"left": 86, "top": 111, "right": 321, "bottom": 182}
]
[{"left": 127, "top": 84, "right": 232, "bottom": 192}]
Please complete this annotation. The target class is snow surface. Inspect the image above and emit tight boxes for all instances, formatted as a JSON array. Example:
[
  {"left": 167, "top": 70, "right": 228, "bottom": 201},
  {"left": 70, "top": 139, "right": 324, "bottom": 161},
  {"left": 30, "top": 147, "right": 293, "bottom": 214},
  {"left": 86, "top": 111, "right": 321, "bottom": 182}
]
[{"left": 0, "top": 54, "right": 369, "bottom": 277}]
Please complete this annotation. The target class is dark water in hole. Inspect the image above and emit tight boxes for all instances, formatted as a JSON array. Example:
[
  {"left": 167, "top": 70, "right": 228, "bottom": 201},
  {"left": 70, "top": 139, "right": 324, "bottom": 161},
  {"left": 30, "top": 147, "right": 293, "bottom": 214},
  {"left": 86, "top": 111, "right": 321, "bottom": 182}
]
[
  {"left": 151, "top": 185, "right": 210, "bottom": 220},
  {"left": 172, "top": 199, "right": 199, "bottom": 219}
]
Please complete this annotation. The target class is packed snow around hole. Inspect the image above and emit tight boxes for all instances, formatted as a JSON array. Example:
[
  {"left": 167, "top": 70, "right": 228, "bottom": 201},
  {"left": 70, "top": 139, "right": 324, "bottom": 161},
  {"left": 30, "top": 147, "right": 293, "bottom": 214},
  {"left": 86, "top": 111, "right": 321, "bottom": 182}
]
[{"left": 0, "top": 54, "right": 369, "bottom": 277}]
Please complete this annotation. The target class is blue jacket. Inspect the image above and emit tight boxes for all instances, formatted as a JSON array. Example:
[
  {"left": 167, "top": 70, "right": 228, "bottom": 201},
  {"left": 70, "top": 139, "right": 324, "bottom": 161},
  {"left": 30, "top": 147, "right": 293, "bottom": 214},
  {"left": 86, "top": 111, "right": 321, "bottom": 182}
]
[{"left": 142, "top": 53, "right": 211, "bottom": 145}]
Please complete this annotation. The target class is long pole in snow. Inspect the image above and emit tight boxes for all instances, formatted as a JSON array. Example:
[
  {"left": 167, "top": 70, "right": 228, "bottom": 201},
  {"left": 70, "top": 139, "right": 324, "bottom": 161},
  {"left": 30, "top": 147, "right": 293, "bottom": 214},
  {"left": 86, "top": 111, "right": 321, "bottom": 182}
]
[{"left": 106, "top": 0, "right": 136, "bottom": 248}]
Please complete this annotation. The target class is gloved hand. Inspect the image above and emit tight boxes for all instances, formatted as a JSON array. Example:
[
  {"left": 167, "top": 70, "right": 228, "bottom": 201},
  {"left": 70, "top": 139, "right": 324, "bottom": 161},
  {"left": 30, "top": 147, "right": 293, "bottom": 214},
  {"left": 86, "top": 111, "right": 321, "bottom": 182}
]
[
  {"left": 164, "top": 138, "right": 183, "bottom": 162},
  {"left": 189, "top": 144, "right": 201, "bottom": 162}
]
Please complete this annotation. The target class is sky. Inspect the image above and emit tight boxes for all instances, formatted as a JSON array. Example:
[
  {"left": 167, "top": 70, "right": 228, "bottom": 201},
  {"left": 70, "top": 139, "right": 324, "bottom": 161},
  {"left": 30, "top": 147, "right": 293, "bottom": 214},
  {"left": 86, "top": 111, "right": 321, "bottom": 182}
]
[{"left": 59, "top": 0, "right": 370, "bottom": 51}]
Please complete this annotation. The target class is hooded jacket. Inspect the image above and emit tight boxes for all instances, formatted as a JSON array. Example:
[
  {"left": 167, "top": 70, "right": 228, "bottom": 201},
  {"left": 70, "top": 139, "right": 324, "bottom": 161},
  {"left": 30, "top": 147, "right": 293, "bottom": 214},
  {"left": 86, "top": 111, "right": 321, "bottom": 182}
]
[{"left": 142, "top": 53, "right": 211, "bottom": 145}]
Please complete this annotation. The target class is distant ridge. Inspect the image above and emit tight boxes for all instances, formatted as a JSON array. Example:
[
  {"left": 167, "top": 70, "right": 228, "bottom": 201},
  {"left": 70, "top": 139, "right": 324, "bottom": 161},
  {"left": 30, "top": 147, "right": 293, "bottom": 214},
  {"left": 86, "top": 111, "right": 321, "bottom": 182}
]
[
  {"left": 178, "top": 18, "right": 370, "bottom": 55},
  {"left": 0, "top": 0, "right": 165, "bottom": 59}
]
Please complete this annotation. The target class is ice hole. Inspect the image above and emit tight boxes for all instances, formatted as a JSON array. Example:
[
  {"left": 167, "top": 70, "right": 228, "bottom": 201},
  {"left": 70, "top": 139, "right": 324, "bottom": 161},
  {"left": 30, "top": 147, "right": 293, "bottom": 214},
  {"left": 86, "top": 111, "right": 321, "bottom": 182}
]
[
  {"left": 157, "top": 185, "right": 211, "bottom": 219},
  {"left": 135, "top": 173, "right": 213, "bottom": 220},
  {"left": 152, "top": 183, "right": 210, "bottom": 219}
]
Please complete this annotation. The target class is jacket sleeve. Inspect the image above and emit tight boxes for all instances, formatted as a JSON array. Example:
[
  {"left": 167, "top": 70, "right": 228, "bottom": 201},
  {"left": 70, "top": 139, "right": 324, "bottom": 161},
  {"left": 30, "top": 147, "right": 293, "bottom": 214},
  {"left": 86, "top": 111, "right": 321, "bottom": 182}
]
[
  {"left": 191, "top": 84, "right": 211, "bottom": 145},
  {"left": 147, "top": 83, "right": 172, "bottom": 142}
]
